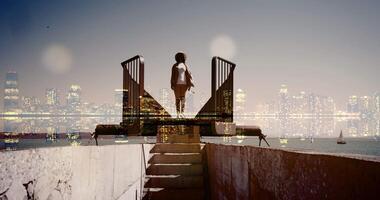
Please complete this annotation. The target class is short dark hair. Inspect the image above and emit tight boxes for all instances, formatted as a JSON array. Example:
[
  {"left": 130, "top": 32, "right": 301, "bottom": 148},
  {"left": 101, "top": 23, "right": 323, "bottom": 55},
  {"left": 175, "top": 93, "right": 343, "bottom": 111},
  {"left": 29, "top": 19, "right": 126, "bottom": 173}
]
[{"left": 175, "top": 52, "right": 186, "bottom": 63}]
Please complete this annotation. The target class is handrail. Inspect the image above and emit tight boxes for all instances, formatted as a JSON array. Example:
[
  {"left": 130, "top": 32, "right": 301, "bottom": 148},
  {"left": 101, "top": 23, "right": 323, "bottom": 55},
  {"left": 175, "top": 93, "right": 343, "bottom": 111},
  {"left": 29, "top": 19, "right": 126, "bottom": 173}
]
[
  {"left": 121, "top": 55, "right": 144, "bottom": 66},
  {"left": 142, "top": 143, "right": 147, "bottom": 172},
  {"left": 213, "top": 56, "right": 236, "bottom": 66},
  {"left": 140, "top": 143, "right": 148, "bottom": 199}
]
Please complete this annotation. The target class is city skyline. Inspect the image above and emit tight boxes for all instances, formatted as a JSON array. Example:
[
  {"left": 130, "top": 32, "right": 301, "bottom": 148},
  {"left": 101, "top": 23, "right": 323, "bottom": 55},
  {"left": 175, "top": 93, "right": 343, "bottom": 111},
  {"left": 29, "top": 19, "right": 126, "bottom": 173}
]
[
  {"left": 2, "top": 70, "right": 379, "bottom": 116},
  {"left": 1, "top": 72, "right": 379, "bottom": 138},
  {"left": 1, "top": 0, "right": 380, "bottom": 112}
]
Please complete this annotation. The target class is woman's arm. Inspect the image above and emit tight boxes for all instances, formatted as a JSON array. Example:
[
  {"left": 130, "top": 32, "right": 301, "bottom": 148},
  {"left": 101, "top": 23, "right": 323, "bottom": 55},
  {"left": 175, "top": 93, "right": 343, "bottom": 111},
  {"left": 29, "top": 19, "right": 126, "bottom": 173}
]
[
  {"left": 184, "top": 64, "right": 194, "bottom": 89},
  {"left": 171, "top": 64, "right": 176, "bottom": 90}
]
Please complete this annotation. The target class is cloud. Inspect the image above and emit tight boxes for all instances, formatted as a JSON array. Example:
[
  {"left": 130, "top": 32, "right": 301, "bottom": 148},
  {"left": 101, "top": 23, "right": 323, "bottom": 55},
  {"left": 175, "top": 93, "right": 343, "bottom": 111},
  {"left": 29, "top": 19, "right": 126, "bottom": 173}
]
[
  {"left": 210, "top": 34, "right": 237, "bottom": 60},
  {"left": 42, "top": 44, "right": 73, "bottom": 74}
]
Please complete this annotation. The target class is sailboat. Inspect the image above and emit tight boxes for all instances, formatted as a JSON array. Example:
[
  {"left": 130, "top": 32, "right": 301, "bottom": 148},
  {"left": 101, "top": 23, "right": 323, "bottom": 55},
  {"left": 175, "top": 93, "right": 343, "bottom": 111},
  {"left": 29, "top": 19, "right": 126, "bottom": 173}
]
[{"left": 337, "top": 130, "right": 346, "bottom": 144}]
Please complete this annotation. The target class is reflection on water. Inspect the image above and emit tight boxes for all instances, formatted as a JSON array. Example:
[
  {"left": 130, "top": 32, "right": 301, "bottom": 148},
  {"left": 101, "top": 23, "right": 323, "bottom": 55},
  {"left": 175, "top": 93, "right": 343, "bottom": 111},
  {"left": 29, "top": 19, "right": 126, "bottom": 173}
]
[
  {"left": 0, "top": 116, "right": 122, "bottom": 150},
  {"left": 201, "top": 137, "right": 380, "bottom": 157},
  {"left": 2, "top": 116, "right": 379, "bottom": 137},
  {"left": 0, "top": 116, "right": 379, "bottom": 155},
  {"left": 1, "top": 116, "right": 121, "bottom": 134},
  {"left": 237, "top": 117, "right": 380, "bottom": 139}
]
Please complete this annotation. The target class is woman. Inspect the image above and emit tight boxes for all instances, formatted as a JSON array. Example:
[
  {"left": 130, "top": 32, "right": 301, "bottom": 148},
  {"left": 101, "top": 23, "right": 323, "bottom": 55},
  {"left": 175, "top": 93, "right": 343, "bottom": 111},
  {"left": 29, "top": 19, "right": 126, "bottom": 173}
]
[{"left": 171, "top": 52, "right": 194, "bottom": 118}]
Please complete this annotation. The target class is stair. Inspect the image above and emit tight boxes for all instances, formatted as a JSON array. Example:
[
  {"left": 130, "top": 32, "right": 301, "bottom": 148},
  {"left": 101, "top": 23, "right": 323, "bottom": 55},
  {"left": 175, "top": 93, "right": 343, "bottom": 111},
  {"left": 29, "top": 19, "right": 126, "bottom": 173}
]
[
  {"left": 148, "top": 154, "right": 202, "bottom": 164},
  {"left": 143, "top": 188, "right": 204, "bottom": 200},
  {"left": 145, "top": 176, "right": 203, "bottom": 188},
  {"left": 150, "top": 143, "right": 202, "bottom": 153},
  {"left": 143, "top": 143, "right": 205, "bottom": 200}
]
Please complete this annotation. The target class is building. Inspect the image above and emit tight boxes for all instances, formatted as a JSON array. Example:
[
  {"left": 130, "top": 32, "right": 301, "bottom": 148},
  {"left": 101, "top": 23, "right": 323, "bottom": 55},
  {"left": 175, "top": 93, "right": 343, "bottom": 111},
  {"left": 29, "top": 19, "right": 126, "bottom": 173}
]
[
  {"left": 278, "top": 84, "right": 289, "bottom": 115},
  {"left": 324, "top": 96, "right": 335, "bottom": 114},
  {"left": 235, "top": 88, "right": 246, "bottom": 113},
  {"left": 291, "top": 91, "right": 308, "bottom": 114},
  {"left": 114, "top": 89, "right": 125, "bottom": 107},
  {"left": 46, "top": 88, "right": 59, "bottom": 106},
  {"left": 313, "top": 95, "right": 335, "bottom": 115},
  {"left": 374, "top": 92, "right": 380, "bottom": 113},
  {"left": 3, "top": 71, "right": 20, "bottom": 112},
  {"left": 21, "top": 96, "right": 41, "bottom": 112},
  {"left": 159, "top": 88, "right": 170, "bottom": 107},
  {"left": 263, "top": 101, "right": 276, "bottom": 114},
  {"left": 159, "top": 88, "right": 174, "bottom": 113},
  {"left": 347, "top": 95, "right": 359, "bottom": 113},
  {"left": 67, "top": 85, "right": 82, "bottom": 113},
  {"left": 358, "top": 96, "right": 372, "bottom": 115}
]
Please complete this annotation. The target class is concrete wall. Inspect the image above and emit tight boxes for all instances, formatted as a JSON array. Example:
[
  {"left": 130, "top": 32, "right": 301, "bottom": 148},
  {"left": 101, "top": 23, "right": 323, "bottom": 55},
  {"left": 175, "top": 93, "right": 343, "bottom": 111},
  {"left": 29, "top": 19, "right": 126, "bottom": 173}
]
[
  {"left": 0, "top": 144, "right": 153, "bottom": 200},
  {"left": 205, "top": 143, "right": 380, "bottom": 200}
]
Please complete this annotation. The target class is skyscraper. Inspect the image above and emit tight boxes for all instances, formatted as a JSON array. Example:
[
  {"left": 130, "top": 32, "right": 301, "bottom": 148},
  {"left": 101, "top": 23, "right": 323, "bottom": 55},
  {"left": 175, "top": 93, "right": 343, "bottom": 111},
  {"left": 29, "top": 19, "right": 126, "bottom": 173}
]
[
  {"left": 159, "top": 88, "right": 174, "bottom": 113},
  {"left": 3, "top": 71, "right": 20, "bottom": 112},
  {"left": 373, "top": 92, "right": 380, "bottom": 113},
  {"left": 22, "top": 96, "right": 41, "bottom": 112},
  {"left": 291, "top": 91, "right": 307, "bottom": 114},
  {"left": 235, "top": 88, "right": 246, "bottom": 113},
  {"left": 279, "top": 84, "right": 289, "bottom": 115},
  {"left": 324, "top": 96, "right": 335, "bottom": 114},
  {"left": 359, "top": 96, "right": 371, "bottom": 115},
  {"left": 347, "top": 95, "right": 359, "bottom": 113},
  {"left": 67, "top": 85, "right": 81, "bottom": 113},
  {"left": 46, "top": 88, "right": 59, "bottom": 106},
  {"left": 159, "top": 88, "right": 170, "bottom": 107},
  {"left": 114, "top": 89, "right": 125, "bottom": 107}
]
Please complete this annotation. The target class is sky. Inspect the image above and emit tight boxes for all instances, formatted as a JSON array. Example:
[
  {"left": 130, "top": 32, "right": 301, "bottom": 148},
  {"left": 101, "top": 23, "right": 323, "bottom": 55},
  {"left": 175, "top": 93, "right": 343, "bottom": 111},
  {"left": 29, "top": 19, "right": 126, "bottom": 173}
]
[{"left": 1, "top": 0, "right": 380, "bottom": 112}]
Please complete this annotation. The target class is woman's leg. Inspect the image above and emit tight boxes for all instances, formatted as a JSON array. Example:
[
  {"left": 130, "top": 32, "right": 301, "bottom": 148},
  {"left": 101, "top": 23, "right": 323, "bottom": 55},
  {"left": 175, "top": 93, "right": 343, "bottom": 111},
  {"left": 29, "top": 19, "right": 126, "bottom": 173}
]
[
  {"left": 180, "top": 97, "right": 185, "bottom": 113},
  {"left": 175, "top": 98, "right": 181, "bottom": 115},
  {"left": 174, "top": 87, "right": 181, "bottom": 117},
  {"left": 179, "top": 85, "right": 187, "bottom": 115},
  {"left": 174, "top": 85, "right": 187, "bottom": 117}
]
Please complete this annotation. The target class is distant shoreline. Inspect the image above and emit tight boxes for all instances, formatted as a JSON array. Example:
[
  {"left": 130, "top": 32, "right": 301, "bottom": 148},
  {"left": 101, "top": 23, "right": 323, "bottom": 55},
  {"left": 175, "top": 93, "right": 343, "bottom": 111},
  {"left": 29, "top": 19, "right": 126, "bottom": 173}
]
[{"left": 0, "top": 113, "right": 370, "bottom": 118}]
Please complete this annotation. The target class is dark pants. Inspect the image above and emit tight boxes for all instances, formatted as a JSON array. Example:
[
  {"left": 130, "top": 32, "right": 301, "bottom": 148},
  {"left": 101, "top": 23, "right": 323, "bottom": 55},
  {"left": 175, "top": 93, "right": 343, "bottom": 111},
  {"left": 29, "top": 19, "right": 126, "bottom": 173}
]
[{"left": 174, "top": 84, "right": 187, "bottom": 113}]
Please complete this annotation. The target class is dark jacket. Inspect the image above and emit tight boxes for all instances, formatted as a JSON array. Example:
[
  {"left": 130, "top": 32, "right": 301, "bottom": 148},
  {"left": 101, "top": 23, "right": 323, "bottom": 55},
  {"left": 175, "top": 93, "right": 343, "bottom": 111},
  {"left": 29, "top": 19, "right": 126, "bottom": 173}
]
[{"left": 171, "top": 63, "right": 194, "bottom": 90}]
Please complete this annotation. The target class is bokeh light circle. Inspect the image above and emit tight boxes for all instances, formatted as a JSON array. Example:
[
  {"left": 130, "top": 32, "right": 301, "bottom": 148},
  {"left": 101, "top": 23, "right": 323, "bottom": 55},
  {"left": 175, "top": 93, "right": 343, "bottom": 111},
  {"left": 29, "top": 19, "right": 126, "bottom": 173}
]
[
  {"left": 42, "top": 44, "right": 73, "bottom": 74},
  {"left": 210, "top": 35, "right": 237, "bottom": 60}
]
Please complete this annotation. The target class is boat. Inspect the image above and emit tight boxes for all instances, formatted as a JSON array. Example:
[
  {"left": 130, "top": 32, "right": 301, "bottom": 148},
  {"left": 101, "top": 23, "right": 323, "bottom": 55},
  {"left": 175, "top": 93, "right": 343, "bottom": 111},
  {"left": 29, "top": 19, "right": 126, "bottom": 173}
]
[
  {"left": 307, "top": 134, "right": 314, "bottom": 143},
  {"left": 279, "top": 136, "right": 288, "bottom": 145},
  {"left": 337, "top": 130, "right": 346, "bottom": 144}
]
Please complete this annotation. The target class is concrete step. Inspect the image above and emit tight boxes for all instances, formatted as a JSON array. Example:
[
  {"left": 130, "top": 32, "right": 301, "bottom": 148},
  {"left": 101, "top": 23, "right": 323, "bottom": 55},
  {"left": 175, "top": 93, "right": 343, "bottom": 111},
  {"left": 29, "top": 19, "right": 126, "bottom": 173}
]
[
  {"left": 161, "top": 133, "right": 201, "bottom": 143},
  {"left": 146, "top": 164, "right": 203, "bottom": 176},
  {"left": 150, "top": 143, "right": 202, "bottom": 154},
  {"left": 143, "top": 188, "right": 204, "bottom": 200},
  {"left": 148, "top": 154, "right": 202, "bottom": 164},
  {"left": 157, "top": 126, "right": 201, "bottom": 143},
  {"left": 145, "top": 175, "right": 203, "bottom": 188}
]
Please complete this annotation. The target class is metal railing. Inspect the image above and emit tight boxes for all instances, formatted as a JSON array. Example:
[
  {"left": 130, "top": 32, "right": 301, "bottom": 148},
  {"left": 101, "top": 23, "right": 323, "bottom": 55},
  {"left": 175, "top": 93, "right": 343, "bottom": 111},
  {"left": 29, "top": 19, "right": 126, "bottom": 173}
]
[
  {"left": 121, "top": 55, "right": 144, "bottom": 134},
  {"left": 140, "top": 143, "right": 148, "bottom": 200},
  {"left": 196, "top": 56, "right": 235, "bottom": 122}
]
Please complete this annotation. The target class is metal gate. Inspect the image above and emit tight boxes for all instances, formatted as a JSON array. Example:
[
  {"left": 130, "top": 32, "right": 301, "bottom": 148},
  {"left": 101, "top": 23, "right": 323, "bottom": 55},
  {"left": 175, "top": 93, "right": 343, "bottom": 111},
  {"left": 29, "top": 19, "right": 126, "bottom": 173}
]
[
  {"left": 121, "top": 55, "right": 144, "bottom": 134},
  {"left": 196, "top": 56, "right": 235, "bottom": 122}
]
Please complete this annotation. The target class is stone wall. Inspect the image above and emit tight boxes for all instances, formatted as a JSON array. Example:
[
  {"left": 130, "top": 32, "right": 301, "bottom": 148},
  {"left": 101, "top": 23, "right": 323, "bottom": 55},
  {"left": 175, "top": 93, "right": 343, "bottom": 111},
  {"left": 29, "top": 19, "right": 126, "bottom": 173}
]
[
  {"left": 0, "top": 144, "right": 153, "bottom": 200},
  {"left": 205, "top": 143, "right": 380, "bottom": 200}
]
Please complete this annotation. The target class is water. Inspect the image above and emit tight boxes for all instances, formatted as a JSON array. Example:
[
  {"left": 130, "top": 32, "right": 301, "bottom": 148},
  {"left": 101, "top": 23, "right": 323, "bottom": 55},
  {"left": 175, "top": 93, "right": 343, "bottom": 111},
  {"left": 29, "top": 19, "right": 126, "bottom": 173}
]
[
  {"left": 1, "top": 135, "right": 380, "bottom": 158},
  {"left": 202, "top": 137, "right": 380, "bottom": 157},
  {"left": 1, "top": 116, "right": 380, "bottom": 157}
]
